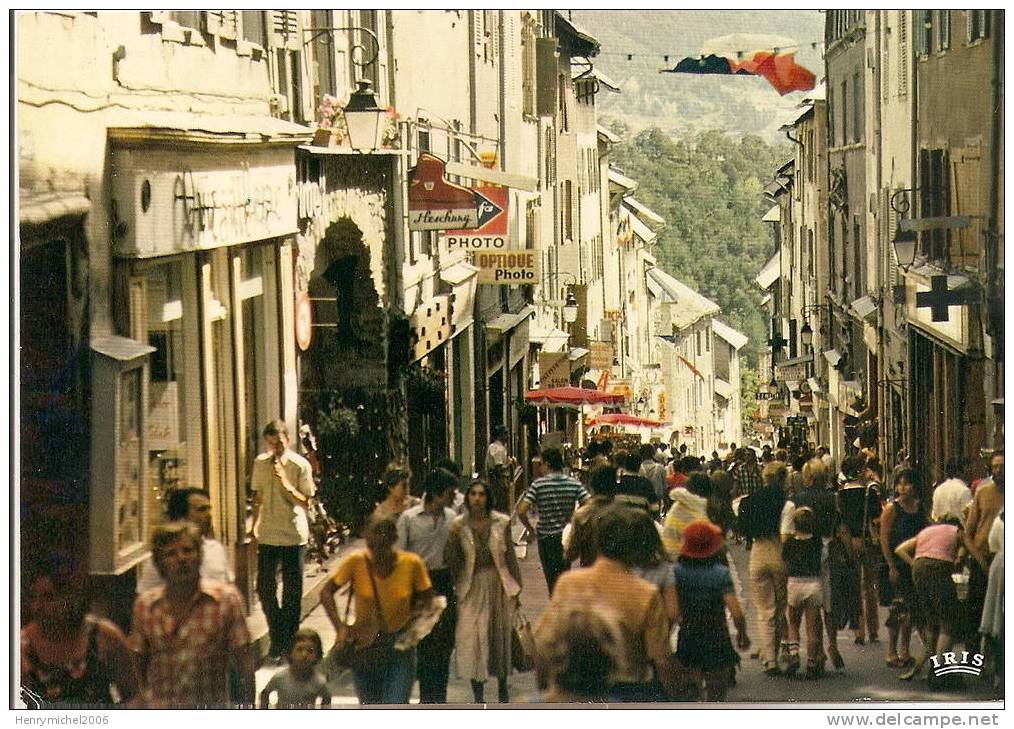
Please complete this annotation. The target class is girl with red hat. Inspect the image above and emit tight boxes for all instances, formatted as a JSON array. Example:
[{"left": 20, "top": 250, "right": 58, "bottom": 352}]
[{"left": 672, "top": 520, "right": 750, "bottom": 701}]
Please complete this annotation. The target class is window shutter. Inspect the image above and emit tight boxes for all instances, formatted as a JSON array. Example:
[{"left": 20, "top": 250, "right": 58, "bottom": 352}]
[
  {"left": 535, "top": 37, "right": 559, "bottom": 116},
  {"left": 898, "top": 12, "right": 908, "bottom": 96},
  {"left": 206, "top": 10, "right": 238, "bottom": 39},
  {"left": 271, "top": 10, "right": 299, "bottom": 50}
]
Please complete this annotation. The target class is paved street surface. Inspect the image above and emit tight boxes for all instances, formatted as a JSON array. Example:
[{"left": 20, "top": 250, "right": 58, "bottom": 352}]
[{"left": 258, "top": 535, "right": 1000, "bottom": 706}]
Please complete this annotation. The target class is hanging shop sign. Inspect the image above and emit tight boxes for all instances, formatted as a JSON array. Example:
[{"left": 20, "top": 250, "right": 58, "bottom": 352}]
[
  {"left": 471, "top": 250, "right": 541, "bottom": 285},
  {"left": 774, "top": 363, "right": 809, "bottom": 382},
  {"left": 408, "top": 153, "right": 481, "bottom": 230},
  {"left": 539, "top": 351, "right": 571, "bottom": 388},
  {"left": 589, "top": 341, "right": 614, "bottom": 371},
  {"left": 444, "top": 185, "right": 510, "bottom": 251},
  {"left": 111, "top": 145, "right": 297, "bottom": 258}
]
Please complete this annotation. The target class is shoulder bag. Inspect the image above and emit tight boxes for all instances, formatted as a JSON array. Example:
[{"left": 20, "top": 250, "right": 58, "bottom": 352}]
[{"left": 325, "top": 556, "right": 397, "bottom": 678}]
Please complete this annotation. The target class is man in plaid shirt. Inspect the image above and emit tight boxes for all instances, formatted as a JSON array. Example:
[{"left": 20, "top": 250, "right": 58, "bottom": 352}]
[
  {"left": 130, "top": 521, "right": 255, "bottom": 707},
  {"left": 732, "top": 448, "right": 764, "bottom": 498}
]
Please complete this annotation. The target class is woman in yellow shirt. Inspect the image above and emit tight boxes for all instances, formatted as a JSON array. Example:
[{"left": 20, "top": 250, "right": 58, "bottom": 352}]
[{"left": 321, "top": 514, "right": 433, "bottom": 704}]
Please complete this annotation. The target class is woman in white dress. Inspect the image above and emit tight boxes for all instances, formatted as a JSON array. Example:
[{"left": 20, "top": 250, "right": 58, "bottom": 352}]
[
  {"left": 445, "top": 479, "right": 522, "bottom": 703},
  {"left": 979, "top": 510, "right": 1003, "bottom": 690}
]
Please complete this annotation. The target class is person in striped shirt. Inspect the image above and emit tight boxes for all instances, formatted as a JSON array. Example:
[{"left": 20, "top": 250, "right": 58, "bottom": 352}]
[{"left": 518, "top": 446, "right": 590, "bottom": 593}]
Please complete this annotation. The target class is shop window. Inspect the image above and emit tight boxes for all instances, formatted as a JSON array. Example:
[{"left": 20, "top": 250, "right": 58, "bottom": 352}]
[{"left": 142, "top": 262, "right": 192, "bottom": 528}]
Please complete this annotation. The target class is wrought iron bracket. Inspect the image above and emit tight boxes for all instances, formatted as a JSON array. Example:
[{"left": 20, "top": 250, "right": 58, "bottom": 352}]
[{"left": 302, "top": 26, "right": 379, "bottom": 70}]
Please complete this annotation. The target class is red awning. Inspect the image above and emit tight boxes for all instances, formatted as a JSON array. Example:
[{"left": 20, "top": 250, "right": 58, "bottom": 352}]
[
  {"left": 587, "top": 413, "right": 663, "bottom": 428},
  {"left": 524, "top": 386, "right": 625, "bottom": 409}
]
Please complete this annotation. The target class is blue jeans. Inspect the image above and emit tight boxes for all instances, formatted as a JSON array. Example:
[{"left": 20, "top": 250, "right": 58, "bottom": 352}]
[
  {"left": 256, "top": 544, "right": 305, "bottom": 657},
  {"left": 352, "top": 636, "right": 416, "bottom": 704}
]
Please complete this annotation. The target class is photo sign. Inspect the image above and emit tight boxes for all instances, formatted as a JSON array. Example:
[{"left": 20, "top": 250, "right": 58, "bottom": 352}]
[
  {"left": 443, "top": 185, "right": 510, "bottom": 251},
  {"left": 470, "top": 250, "right": 541, "bottom": 285}
]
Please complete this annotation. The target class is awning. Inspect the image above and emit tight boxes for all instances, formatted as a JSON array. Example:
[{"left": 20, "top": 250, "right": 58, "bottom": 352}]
[
  {"left": 588, "top": 413, "right": 663, "bottom": 428},
  {"left": 443, "top": 161, "right": 538, "bottom": 192},
  {"left": 597, "top": 125, "right": 622, "bottom": 144},
  {"left": 714, "top": 378, "right": 734, "bottom": 401},
  {"left": 760, "top": 293, "right": 772, "bottom": 307},
  {"left": 20, "top": 192, "right": 91, "bottom": 227},
  {"left": 624, "top": 196, "right": 666, "bottom": 228},
  {"left": 762, "top": 205, "right": 781, "bottom": 223},
  {"left": 107, "top": 111, "right": 313, "bottom": 146},
  {"left": 850, "top": 295, "right": 878, "bottom": 321},
  {"left": 608, "top": 167, "right": 638, "bottom": 192},
  {"left": 568, "top": 347, "right": 590, "bottom": 362},
  {"left": 529, "top": 322, "right": 569, "bottom": 353},
  {"left": 485, "top": 304, "right": 535, "bottom": 334},
  {"left": 575, "top": 66, "right": 621, "bottom": 92},
  {"left": 756, "top": 253, "right": 780, "bottom": 290},
  {"left": 439, "top": 260, "right": 479, "bottom": 286},
  {"left": 525, "top": 386, "right": 624, "bottom": 409},
  {"left": 629, "top": 213, "right": 656, "bottom": 244},
  {"left": 823, "top": 349, "right": 842, "bottom": 368},
  {"left": 779, "top": 353, "right": 813, "bottom": 367},
  {"left": 807, "top": 377, "right": 823, "bottom": 394}
]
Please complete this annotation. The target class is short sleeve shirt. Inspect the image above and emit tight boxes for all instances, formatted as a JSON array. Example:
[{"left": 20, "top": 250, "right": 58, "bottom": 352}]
[
  {"left": 331, "top": 550, "right": 431, "bottom": 645},
  {"left": 251, "top": 450, "right": 316, "bottom": 546},
  {"left": 129, "top": 580, "right": 250, "bottom": 707},
  {"left": 262, "top": 668, "right": 330, "bottom": 707},
  {"left": 523, "top": 473, "right": 590, "bottom": 536}
]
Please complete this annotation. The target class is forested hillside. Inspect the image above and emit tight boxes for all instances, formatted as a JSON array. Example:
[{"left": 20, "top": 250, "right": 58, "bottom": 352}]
[{"left": 607, "top": 123, "right": 789, "bottom": 368}]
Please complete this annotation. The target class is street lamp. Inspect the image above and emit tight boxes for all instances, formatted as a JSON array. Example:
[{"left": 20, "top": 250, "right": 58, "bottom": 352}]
[
  {"left": 800, "top": 321, "right": 814, "bottom": 347},
  {"left": 343, "top": 80, "right": 386, "bottom": 152},
  {"left": 893, "top": 229, "right": 918, "bottom": 272},
  {"left": 562, "top": 288, "right": 578, "bottom": 324}
]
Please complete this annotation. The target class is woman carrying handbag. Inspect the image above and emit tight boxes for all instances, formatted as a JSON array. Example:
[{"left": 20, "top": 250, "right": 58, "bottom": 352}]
[
  {"left": 320, "top": 514, "right": 434, "bottom": 704},
  {"left": 445, "top": 479, "right": 523, "bottom": 703}
]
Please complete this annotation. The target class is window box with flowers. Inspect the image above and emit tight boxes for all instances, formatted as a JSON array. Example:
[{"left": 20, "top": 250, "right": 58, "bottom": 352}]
[{"left": 312, "top": 94, "right": 401, "bottom": 150}]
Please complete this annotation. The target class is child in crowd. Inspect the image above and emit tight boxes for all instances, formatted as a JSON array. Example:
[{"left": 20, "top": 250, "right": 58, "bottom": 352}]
[
  {"left": 259, "top": 628, "right": 332, "bottom": 708},
  {"left": 673, "top": 520, "right": 750, "bottom": 701},
  {"left": 782, "top": 507, "right": 825, "bottom": 678}
]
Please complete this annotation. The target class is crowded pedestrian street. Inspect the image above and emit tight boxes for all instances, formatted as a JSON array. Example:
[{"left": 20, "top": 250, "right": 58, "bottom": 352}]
[{"left": 16, "top": 9, "right": 1004, "bottom": 712}]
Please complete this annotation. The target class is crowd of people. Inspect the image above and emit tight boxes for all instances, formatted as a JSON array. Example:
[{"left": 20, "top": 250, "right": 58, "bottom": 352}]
[{"left": 19, "top": 418, "right": 1004, "bottom": 707}]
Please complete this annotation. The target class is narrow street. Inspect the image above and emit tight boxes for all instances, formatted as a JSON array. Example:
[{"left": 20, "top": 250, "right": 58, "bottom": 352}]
[{"left": 258, "top": 537, "right": 996, "bottom": 705}]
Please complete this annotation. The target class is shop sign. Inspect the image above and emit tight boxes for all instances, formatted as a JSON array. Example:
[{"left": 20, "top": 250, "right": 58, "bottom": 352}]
[
  {"left": 444, "top": 186, "right": 510, "bottom": 251},
  {"left": 111, "top": 146, "right": 298, "bottom": 258},
  {"left": 589, "top": 341, "right": 613, "bottom": 370},
  {"left": 471, "top": 251, "right": 540, "bottom": 285},
  {"left": 775, "top": 363, "right": 808, "bottom": 382},
  {"left": 540, "top": 351, "right": 571, "bottom": 388},
  {"left": 408, "top": 153, "right": 480, "bottom": 230}
]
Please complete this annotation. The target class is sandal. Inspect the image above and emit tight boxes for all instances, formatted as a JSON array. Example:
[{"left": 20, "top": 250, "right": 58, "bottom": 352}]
[
  {"left": 830, "top": 652, "right": 845, "bottom": 671},
  {"left": 886, "top": 656, "right": 903, "bottom": 668},
  {"left": 898, "top": 657, "right": 915, "bottom": 668}
]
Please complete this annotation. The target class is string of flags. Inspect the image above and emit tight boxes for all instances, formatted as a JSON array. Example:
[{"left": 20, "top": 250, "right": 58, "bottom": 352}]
[
  {"left": 596, "top": 40, "right": 824, "bottom": 62},
  {"left": 598, "top": 33, "right": 820, "bottom": 96}
]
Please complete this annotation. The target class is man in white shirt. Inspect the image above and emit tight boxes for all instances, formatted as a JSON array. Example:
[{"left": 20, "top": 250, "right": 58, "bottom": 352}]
[
  {"left": 931, "top": 458, "right": 973, "bottom": 522},
  {"left": 136, "top": 488, "right": 234, "bottom": 595},
  {"left": 249, "top": 419, "right": 316, "bottom": 661},
  {"left": 484, "top": 424, "right": 514, "bottom": 512}
]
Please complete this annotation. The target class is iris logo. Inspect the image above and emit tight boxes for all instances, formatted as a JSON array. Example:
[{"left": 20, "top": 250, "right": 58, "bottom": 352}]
[{"left": 929, "top": 651, "right": 985, "bottom": 678}]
